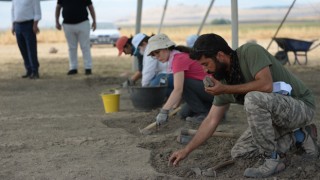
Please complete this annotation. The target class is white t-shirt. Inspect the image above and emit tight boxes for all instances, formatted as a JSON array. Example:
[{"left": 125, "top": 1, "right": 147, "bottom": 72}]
[{"left": 141, "top": 54, "right": 169, "bottom": 87}]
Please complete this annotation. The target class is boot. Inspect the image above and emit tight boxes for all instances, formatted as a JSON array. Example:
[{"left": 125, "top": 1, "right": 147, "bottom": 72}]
[
  {"left": 244, "top": 152, "right": 286, "bottom": 178},
  {"left": 296, "top": 124, "right": 319, "bottom": 158}
]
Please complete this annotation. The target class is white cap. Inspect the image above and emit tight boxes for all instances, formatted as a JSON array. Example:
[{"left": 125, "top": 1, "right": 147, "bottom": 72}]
[
  {"left": 145, "top": 33, "right": 176, "bottom": 56},
  {"left": 132, "top": 33, "right": 147, "bottom": 49},
  {"left": 186, "top": 34, "right": 199, "bottom": 48}
]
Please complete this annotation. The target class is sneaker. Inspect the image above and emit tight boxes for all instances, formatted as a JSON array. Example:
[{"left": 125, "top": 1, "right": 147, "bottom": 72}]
[
  {"left": 85, "top": 69, "right": 92, "bottom": 75},
  {"left": 67, "top": 69, "right": 78, "bottom": 75},
  {"left": 186, "top": 114, "right": 206, "bottom": 124},
  {"left": 244, "top": 154, "right": 286, "bottom": 178},
  {"left": 300, "top": 124, "right": 319, "bottom": 157}
]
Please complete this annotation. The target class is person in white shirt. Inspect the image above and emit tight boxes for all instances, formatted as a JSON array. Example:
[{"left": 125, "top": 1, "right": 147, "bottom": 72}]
[
  {"left": 11, "top": 0, "right": 41, "bottom": 79},
  {"left": 132, "top": 33, "right": 174, "bottom": 95}
]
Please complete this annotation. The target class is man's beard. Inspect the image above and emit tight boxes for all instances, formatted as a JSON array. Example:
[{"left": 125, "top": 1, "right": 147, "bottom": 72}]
[{"left": 207, "top": 60, "right": 228, "bottom": 80}]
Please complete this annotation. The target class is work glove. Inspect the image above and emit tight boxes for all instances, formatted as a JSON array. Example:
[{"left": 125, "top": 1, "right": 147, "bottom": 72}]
[
  {"left": 156, "top": 109, "right": 169, "bottom": 126},
  {"left": 159, "top": 77, "right": 168, "bottom": 86},
  {"left": 122, "top": 78, "right": 134, "bottom": 88}
]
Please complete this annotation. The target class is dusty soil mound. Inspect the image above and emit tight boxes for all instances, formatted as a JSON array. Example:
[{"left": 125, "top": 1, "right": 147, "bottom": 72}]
[{"left": 103, "top": 66, "right": 320, "bottom": 179}]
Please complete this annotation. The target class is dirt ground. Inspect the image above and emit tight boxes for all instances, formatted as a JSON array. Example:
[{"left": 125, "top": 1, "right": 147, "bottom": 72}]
[{"left": 0, "top": 42, "right": 320, "bottom": 179}]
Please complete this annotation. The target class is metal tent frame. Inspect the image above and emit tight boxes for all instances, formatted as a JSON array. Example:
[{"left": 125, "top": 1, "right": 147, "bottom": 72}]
[{"left": 135, "top": 0, "right": 239, "bottom": 49}]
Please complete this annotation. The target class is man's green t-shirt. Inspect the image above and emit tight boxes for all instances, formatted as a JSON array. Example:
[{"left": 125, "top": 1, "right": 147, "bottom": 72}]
[{"left": 213, "top": 43, "right": 315, "bottom": 109}]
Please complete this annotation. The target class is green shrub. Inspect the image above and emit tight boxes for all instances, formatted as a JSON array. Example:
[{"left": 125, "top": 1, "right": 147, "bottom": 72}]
[{"left": 211, "top": 18, "right": 231, "bottom": 25}]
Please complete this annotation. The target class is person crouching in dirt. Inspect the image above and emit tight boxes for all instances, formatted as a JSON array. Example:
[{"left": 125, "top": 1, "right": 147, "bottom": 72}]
[
  {"left": 116, "top": 36, "right": 143, "bottom": 87},
  {"left": 168, "top": 33, "right": 318, "bottom": 178},
  {"left": 132, "top": 33, "right": 173, "bottom": 96},
  {"left": 145, "top": 33, "right": 214, "bottom": 125}
]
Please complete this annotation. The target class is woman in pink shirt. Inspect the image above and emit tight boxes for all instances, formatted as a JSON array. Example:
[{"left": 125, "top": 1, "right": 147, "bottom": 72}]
[{"left": 145, "top": 33, "right": 214, "bottom": 125}]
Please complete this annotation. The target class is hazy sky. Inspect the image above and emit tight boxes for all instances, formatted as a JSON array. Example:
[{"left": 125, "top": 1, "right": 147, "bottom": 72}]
[{"left": 0, "top": 0, "right": 318, "bottom": 30}]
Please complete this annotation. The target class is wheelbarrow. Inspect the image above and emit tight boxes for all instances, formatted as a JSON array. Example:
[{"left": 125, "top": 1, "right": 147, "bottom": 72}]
[{"left": 273, "top": 37, "right": 320, "bottom": 65}]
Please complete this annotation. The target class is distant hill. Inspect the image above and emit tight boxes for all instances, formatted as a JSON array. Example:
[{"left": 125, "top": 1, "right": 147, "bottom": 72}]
[{"left": 116, "top": 2, "right": 320, "bottom": 26}]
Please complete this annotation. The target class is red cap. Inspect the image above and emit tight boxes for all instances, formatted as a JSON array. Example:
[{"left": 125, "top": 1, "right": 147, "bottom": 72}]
[{"left": 116, "top": 36, "right": 129, "bottom": 56}]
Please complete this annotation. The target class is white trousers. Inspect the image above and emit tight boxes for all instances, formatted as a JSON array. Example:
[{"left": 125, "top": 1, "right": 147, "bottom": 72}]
[{"left": 63, "top": 20, "right": 92, "bottom": 70}]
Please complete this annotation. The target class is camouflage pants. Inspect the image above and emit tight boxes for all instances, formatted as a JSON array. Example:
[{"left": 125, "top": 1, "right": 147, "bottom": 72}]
[{"left": 231, "top": 91, "right": 315, "bottom": 159}]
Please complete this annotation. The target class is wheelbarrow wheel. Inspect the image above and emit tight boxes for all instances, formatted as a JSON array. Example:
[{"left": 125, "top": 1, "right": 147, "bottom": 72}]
[{"left": 274, "top": 51, "right": 289, "bottom": 65}]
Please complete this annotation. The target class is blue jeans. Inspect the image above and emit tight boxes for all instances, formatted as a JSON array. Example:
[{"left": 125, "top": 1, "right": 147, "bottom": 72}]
[
  {"left": 150, "top": 73, "right": 174, "bottom": 96},
  {"left": 14, "top": 20, "right": 39, "bottom": 74}
]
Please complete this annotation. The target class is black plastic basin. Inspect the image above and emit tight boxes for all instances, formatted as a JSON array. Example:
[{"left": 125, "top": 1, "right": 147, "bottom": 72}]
[{"left": 128, "top": 86, "right": 167, "bottom": 111}]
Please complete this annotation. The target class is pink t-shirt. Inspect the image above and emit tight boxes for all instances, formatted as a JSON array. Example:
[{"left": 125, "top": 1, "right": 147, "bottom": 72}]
[{"left": 171, "top": 52, "right": 208, "bottom": 80}]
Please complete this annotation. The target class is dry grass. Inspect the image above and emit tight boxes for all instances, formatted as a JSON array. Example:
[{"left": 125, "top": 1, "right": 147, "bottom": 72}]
[
  {"left": 1, "top": 22, "right": 319, "bottom": 45},
  {"left": 114, "top": 22, "right": 320, "bottom": 43},
  {"left": 0, "top": 29, "right": 66, "bottom": 44},
  {"left": 1, "top": 22, "right": 319, "bottom": 69}
]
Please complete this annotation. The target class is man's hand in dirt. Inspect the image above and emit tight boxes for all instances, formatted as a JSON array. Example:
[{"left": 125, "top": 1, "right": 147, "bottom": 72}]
[
  {"left": 168, "top": 148, "right": 189, "bottom": 166},
  {"left": 204, "top": 77, "right": 226, "bottom": 95}
]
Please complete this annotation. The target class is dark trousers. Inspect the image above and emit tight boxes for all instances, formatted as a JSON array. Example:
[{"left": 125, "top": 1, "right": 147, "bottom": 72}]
[
  {"left": 14, "top": 20, "right": 39, "bottom": 74},
  {"left": 182, "top": 78, "right": 214, "bottom": 115}
]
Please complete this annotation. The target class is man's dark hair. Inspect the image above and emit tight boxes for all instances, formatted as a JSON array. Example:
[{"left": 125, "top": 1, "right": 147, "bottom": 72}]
[{"left": 190, "top": 33, "right": 233, "bottom": 60}]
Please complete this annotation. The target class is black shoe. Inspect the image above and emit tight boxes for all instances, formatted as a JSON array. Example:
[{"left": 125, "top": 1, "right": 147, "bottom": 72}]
[
  {"left": 67, "top": 69, "right": 78, "bottom": 75},
  {"left": 85, "top": 69, "right": 92, "bottom": 75},
  {"left": 21, "top": 72, "right": 31, "bottom": 78},
  {"left": 29, "top": 72, "right": 40, "bottom": 79}
]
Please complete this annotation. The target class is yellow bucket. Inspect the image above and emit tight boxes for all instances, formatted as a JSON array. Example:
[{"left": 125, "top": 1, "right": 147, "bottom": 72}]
[{"left": 101, "top": 93, "right": 120, "bottom": 113}]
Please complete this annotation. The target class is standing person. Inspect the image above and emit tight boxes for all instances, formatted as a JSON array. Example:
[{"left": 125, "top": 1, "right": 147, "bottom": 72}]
[
  {"left": 169, "top": 33, "right": 318, "bottom": 178},
  {"left": 11, "top": 0, "right": 41, "bottom": 79},
  {"left": 132, "top": 33, "right": 173, "bottom": 95},
  {"left": 116, "top": 36, "right": 143, "bottom": 87},
  {"left": 145, "top": 33, "right": 214, "bottom": 125},
  {"left": 55, "top": 0, "right": 96, "bottom": 75}
]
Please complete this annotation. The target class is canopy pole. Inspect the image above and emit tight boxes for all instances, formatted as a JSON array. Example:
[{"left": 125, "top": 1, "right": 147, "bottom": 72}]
[
  {"left": 133, "top": 0, "right": 143, "bottom": 73},
  {"left": 231, "top": 0, "right": 238, "bottom": 49},
  {"left": 266, "top": 0, "right": 296, "bottom": 50},
  {"left": 197, "top": 0, "right": 215, "bottom": 35},
  {"left": 158, "top": 0, "right": 169, "bottom": 34},
  {"left": 135, "top": 0, "right": 143, "bottom": 34}
]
